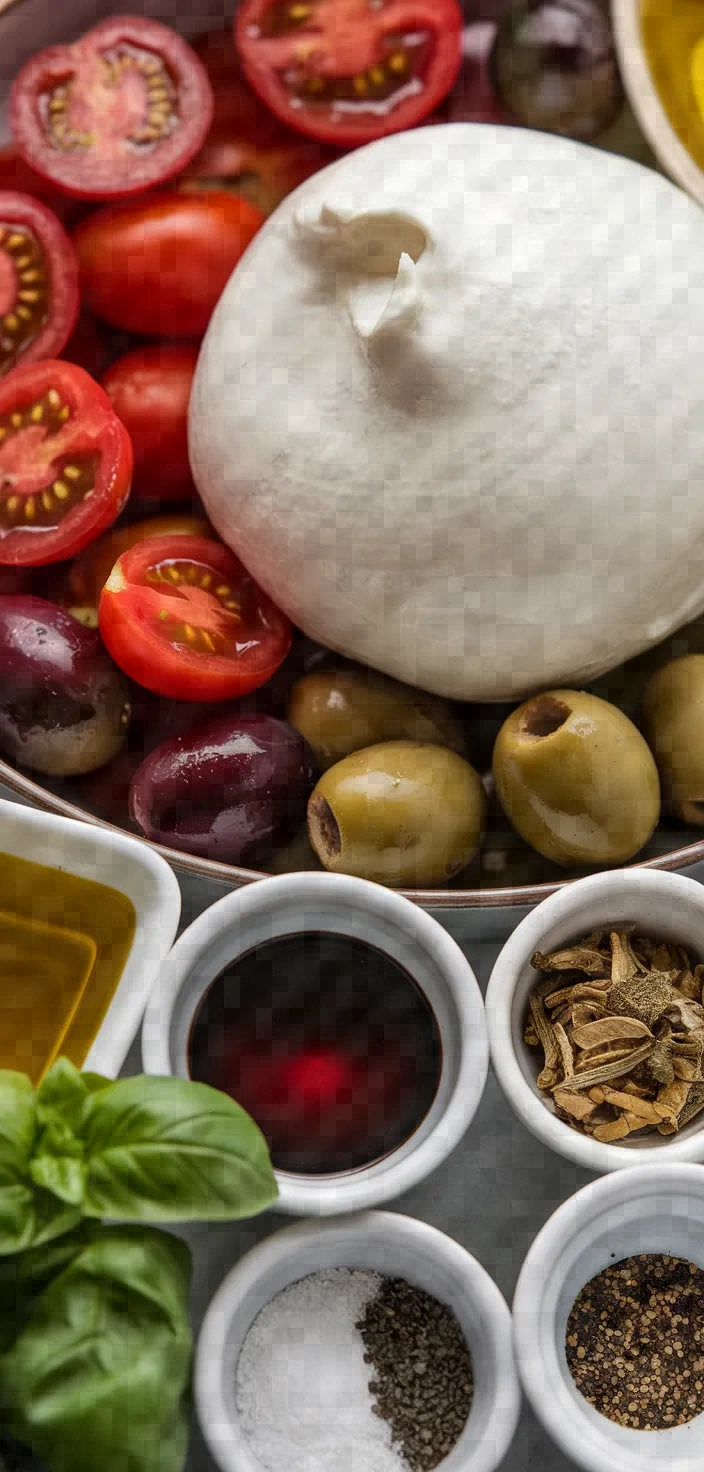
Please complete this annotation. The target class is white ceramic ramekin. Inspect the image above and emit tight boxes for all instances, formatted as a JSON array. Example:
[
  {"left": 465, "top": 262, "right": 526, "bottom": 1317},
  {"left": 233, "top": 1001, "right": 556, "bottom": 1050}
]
[
  {"left": 486, "top": 867, "right": 704, "bottom": 1173},
  {"left": 196, "top": 1210, "right": 520, "bottom": 1472},
  {"left": 0, "top": 795, "right": 181, "bottom": 1075},
  {"left": 513, "top": 1162, "right": 704, "bottom": 1472},
  {"left": 141, "top": 871, "right": 488, "bottom": 1215}
]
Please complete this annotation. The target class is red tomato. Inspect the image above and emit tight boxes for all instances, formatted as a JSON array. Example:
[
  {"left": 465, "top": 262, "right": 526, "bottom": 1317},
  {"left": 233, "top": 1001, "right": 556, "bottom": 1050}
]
[
  {"left": 0, "top": 360, "right": 133, "bottom": 567},
  {"left": 65, "top": 512, "right": 214, "bottom": 618},
  {"left": 73, "top": 192, "right": 265, "bottom": 338},
  {"left": 177, "top": 133, "right": 332, "bottom": 217},
  {"left": 10, "top": 16, "right": 214, "bottom": 201},
  {"left": 235, "top": 0, "right": 464, "bottom": 146},
  {"left": 101, "top": 346, "right": 198, "bottom": 501},
  {"left": 0, "top": 193, "right": 79, "bottom": 377},
  {"left": 180, "top": 28, "right": 336, "bottom": 215},
  {"left": 99, "top": 534, "right": 293, "bottom": 701}
]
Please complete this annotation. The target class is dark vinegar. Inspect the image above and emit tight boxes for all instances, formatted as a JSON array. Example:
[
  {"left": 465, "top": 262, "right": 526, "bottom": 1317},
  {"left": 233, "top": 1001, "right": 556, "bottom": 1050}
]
[{"left": 188, "top": 931, "right": 442, "bottom": 1174}]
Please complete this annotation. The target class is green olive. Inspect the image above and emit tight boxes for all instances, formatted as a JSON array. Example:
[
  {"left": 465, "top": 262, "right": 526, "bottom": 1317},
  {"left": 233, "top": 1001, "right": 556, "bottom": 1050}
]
[
  {"left": 492, "top": 689, "right": 660, "bottom": 866},
  {"left": 642, "top": 655, "right": 704, "bottom": 825},
  {"left": 287, "top": 668, "right": 466, "bottom": 772},
  {"left": 307, "top": 741, "right": 485, "bottom": 887}
]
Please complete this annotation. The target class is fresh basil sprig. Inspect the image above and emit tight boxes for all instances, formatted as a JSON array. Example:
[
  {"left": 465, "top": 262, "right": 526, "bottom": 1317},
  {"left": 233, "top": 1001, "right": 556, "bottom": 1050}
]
[
  {"left": 4, "top": 1058, "right": 278, "bottom": 1233},
  {"left": 0, "top": 1057, "right": 279, "bottom": 1472}
]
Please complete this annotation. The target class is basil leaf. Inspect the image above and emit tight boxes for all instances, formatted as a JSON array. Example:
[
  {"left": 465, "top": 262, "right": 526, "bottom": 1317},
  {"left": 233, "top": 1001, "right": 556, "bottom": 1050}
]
[
  {"left": 35, "top": 1061, "right": 88, "bottom": 1137},
  {"left": 0, "top": 1076, "right": 35, "bottom": 1183},
  {"left": 0, "top": 1225, "right": 192, "bottom": 1472},
  {"left": 28, "top": 1157, "right": 85, "bottom": 1208},
  {"left": 0, "top": 1226, "right": 96, "bottom": 1354},
  {"left": 80, "top": 1075, "right": 278, "bottom": 1222}
]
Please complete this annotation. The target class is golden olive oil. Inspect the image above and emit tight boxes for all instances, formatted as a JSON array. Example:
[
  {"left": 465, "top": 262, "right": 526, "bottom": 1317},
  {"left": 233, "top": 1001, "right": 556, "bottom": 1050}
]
[
  {"left": 641, "top": 0, "right": 704, "bottom": 169},
  {"left": 0, "top": 851, "right": 136, "bottom": 1078}
]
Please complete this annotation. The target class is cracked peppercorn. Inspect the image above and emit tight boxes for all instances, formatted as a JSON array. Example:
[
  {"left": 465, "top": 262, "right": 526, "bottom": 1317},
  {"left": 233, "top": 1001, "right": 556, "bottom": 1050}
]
[
  {"left": 356, "top": 1277, "right": 474, "bottom": 1471},
  {"left": 566, "top": 1253, "right": 704, "bottom": 1430}
]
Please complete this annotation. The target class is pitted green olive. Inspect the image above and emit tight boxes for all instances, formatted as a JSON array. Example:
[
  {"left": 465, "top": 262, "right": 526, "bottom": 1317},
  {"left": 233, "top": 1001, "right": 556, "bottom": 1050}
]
[
  {"left": 492, "top": 689, "right": 660, "bottom": 866},
  {"left": 287, "top": 668, "right": 466, "bottom": 772},
  {"left": 307, "top": 740, "right": 485, "bottom": 887},
  {"left": 642, "top": 655, "right": 704, "bottom": 825}
]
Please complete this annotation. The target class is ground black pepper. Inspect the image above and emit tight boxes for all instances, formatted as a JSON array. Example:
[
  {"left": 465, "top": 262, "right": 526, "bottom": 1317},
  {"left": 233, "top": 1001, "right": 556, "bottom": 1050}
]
[
  {"left": 566, "top": 1253, "right": 704, "bottom": 1430},
  {"left": 356, "top": 1277, "right": 474, "bottom": 1471}
]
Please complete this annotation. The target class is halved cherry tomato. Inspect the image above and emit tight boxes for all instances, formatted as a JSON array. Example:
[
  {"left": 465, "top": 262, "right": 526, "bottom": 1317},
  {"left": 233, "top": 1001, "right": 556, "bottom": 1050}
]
[
  {"left": 99, "top": 534, "right": 293, "bottom": 701},
  {"left": 0, "top": 194, "right": 79, "bottom": 377},
  {"left": 0, "top": 360, "right": 133, "bottom": 567},
  {"left": 64, "top": 512, "right": 214, "bottom": 622},
  {"left": 178, "top": 28, "right": 336, "bottom": 215},
  {"left": 235, "top": 0, "right": 464, "bottom": 146},
  {"left": 101, "top": 346, "right": 198, "bottom": 500},
  {"left": 73, "top": 192, "right": 265, "bottom": 338},
  {"left": 10, "top": 16, "right": 214, "bottom": 201}
]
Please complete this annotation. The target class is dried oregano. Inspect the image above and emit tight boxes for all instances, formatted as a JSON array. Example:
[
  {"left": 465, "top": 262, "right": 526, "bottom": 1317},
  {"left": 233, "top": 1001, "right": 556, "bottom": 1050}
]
[{"left": 525, "top": 930, "right": 704, "bottom": 1141}]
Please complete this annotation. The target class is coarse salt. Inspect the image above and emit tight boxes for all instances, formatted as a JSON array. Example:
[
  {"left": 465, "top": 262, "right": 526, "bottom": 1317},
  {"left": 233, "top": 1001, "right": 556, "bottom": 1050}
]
[{"left": 235, "top": 1268, "right": 408, "bottom": 1472}]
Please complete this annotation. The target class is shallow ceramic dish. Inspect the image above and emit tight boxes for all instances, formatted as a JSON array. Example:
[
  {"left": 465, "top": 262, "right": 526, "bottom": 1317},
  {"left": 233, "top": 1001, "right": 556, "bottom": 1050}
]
[
  {"left": 0, "top": 0, "right": 698, "bottom": 917},
  {"left": 513, "top": 1162, "right": 704, "bottom": 1472},
  {"left": 612, "top": 0, "right": 704, "bottom": 205},
  {"left": 0, "top": 795, "right": 181, "bottom": 1076},
  {"left": 195, "top": 1210, "right": 520, "bottom": 1472},
  {"left": 141, "top": 871, "right": 488, "bottom": 1215},
  {"left": 486, "top": 867, "right": 704, "bottom": 1171}
]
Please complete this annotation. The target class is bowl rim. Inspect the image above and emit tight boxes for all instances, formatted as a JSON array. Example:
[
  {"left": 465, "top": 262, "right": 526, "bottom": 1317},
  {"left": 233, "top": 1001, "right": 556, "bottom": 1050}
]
[
  {"left": 486, "top": 867, "right": 704, "bottom": 1170},
  {"left": 195, "top": 1208, "right": 521, "bottom": 1472},
  {"left": 3, "top": 758, "right": 704, "bottom": 910},
  {"left": 611, "top": 0, "right": 704, "bottom": 205}
]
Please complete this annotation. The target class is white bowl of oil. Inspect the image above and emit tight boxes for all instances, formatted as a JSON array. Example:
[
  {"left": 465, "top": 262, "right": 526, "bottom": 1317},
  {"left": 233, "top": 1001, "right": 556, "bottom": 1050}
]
[{"left": 0, "top": 796, "right": 180, "bottom": 1080}]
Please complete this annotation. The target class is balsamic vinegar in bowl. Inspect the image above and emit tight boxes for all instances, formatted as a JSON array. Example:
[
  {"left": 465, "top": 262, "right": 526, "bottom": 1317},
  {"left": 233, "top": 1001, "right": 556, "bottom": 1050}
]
[{"left": 187, "top": 932, "right": 442, "bottom": 1174}]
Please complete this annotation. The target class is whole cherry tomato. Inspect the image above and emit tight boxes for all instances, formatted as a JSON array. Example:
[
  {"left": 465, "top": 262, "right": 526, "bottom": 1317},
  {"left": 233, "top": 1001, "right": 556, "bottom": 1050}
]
[
  {"left": 102, "top": 346, "right": 198, "bottom": 501},
  {"left": 0, "top": 360, "right": 132, "bottom": 567},
  {"left": 73, "top": 192, "right": 265, "bottom": 338},
  {"left": 235, "top": 0, "right": 464, "bottom": 146},
  {"left": 99, "top": 534, "right": 292, "bottom": 700},
  {"left": 10, "top": 16, "right": 213, "bottom": 200}
]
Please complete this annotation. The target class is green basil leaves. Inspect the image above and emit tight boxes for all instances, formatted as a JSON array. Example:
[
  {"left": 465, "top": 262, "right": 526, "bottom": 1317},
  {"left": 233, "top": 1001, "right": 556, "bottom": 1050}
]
[{"left": 0, "top": 1059, "right": 277, "bottom": 1237}]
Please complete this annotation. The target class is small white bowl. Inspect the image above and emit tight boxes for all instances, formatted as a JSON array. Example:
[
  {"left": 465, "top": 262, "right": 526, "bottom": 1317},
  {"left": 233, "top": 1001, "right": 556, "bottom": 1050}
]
[
  {"left": 195, "top": 1210, "right": 520, "bottom": 1472},
  {"left": 513, "top": 1162, "right": 704, "bottom": 1472},
  {"left": 0, "top": 795, "right": 181, "bottom": 1075},
  {"left": 141, "top": 871, "right": 488, "bottom": 1215},
  {"left": 486, "top": 867, "right": 704, "bottom": 1173}
]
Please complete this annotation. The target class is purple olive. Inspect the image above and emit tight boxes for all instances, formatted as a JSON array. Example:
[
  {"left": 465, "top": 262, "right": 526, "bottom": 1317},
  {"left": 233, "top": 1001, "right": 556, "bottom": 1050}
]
[
  {"left": 492, "top": 0, "right": 623, "bottom": 141},
  {"left": 129, "top": 712, "right": 318, "bottom": 864},
  {"left": 0, "top": 595, "right": 131, "bottom": 777}
]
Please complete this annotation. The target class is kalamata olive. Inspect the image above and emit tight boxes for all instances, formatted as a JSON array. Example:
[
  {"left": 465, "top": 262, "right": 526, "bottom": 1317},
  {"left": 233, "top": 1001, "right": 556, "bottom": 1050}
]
[
  {"left": 491, "top": 0, "right": 623, "bottom": 141},
  {"left": 492, "top": 689, "right": 660, "bottom": 866},
  {"left": 287, "top": 668, "right": 467, "bottom": 772},
  {"left": 0, "top": 595, "right": 130, "bottom": 777},
  {"left": 129, "top": 712, "right": 318, "bottom": 863},
  {"left": 307, "top": 741, "right": 486, "bottom": 888}
]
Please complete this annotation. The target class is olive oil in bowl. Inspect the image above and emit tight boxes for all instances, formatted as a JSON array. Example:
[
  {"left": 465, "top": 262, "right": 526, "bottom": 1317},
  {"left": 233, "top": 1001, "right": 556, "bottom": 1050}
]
[{"left": 0, "top": 850, "right": 136, "bottom": 1081}]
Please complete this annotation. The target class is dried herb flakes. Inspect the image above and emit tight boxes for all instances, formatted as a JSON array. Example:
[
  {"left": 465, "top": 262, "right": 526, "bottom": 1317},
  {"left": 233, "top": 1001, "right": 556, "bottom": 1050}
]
[{"left": 526, "top": 930, "right": 704, "bottom": 1140}]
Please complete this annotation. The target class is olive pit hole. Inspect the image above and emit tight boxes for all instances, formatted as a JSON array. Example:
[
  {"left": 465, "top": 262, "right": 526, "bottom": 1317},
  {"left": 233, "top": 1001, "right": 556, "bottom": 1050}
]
[
  {"left": 309, "top": 794, "right": 341, "bottom": 859},
  {"left": 520, "top": 696, "right": 571, "bottom": 739}
]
